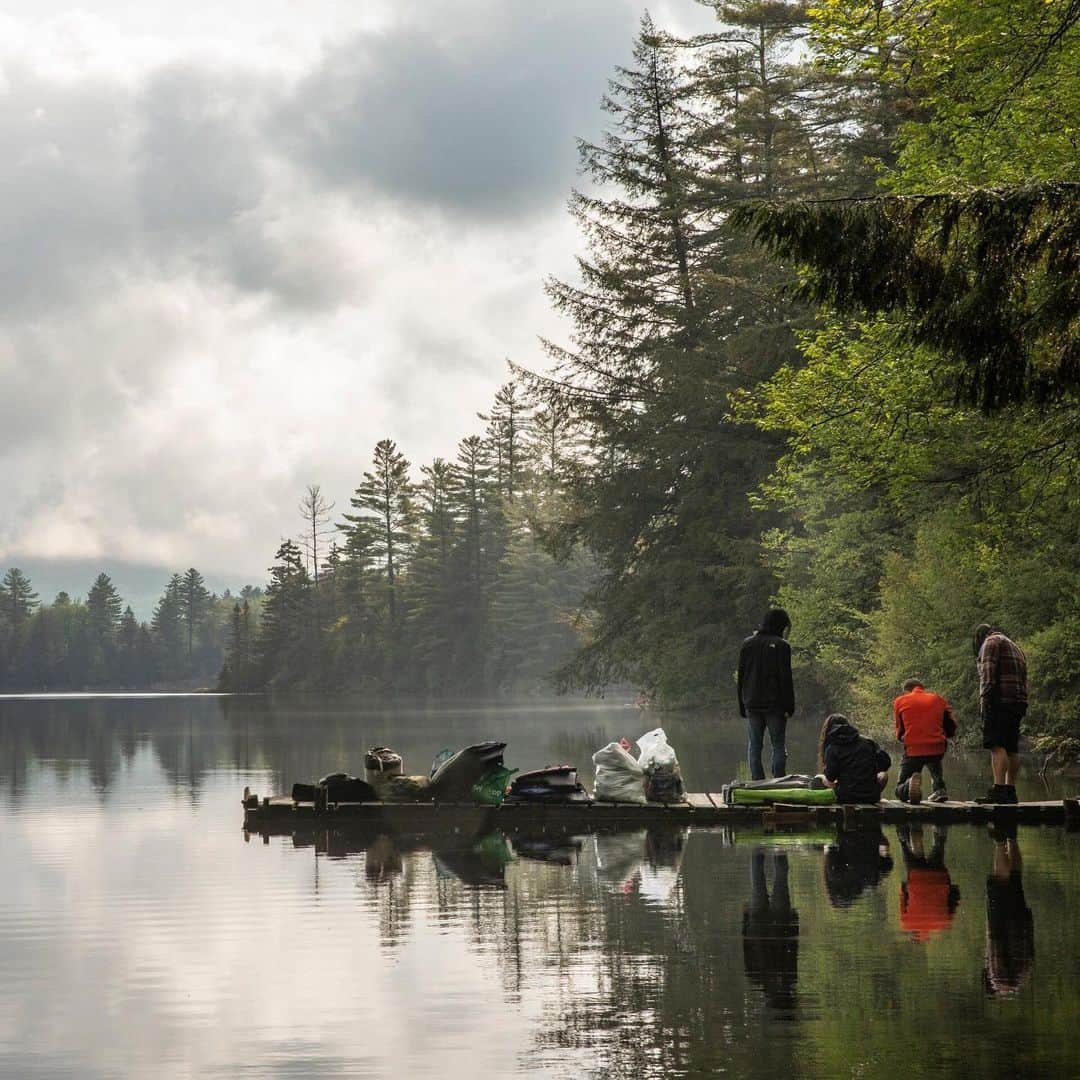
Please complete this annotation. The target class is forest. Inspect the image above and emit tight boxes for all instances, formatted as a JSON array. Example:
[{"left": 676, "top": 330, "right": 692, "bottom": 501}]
[
  {"left": 0, "top": 567, "right": 260, "bottom": 690},
  {"left": 2, "top": 2, "right": 1077, "bottom": 752}
]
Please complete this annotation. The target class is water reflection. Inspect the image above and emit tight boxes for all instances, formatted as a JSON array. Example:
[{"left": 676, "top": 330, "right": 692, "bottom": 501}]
[
  {"left": 898, "top": 825, "right": 960, "bottom": 943},
  {"left": 985, "top": 821, "right": 1035, "bottom": 997},
  {"left": 2, "top": 695, "right": 1078, "bottom": 1078},
  {"left": 742, "top": 849, "right": 799, "bottom": 1011},
  {"left": 824, "top": 824, "right": 894, "bottom": 908}
]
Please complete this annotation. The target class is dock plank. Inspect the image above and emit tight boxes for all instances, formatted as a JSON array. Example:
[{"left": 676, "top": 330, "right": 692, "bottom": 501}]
[{"left": 244, "top": 790, "right": 1079, "bottom": 833}]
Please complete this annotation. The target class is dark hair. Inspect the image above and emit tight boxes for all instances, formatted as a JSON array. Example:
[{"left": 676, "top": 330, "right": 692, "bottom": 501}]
[
  {"left": 973, "top": 623, "right": 996, "bottom": 658},
  {"left": 817, "top": 713, "right": 851, "bottom": 771},
  {"left": 902, "top": 678, "right": 923, "bottom": 693},
  {"left": 760, "top": 608, "right": 791, "bottom": 636}
]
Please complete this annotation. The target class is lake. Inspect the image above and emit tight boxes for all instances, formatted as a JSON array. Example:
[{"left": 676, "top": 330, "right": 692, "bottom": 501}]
[{"left": 1, "top": 695, "right": 1078, "bottom": 1078}]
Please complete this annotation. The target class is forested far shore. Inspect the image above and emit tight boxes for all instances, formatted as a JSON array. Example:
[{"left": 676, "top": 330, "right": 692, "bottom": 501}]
[{"left": 0, "top": 567, "right": 260, "bottom": 690}]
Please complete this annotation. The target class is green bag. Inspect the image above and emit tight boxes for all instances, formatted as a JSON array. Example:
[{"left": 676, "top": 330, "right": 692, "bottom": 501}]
[
  {"left": 729, "top": 785, "right": 836, "bottom": 806},
  {"left": 470, "top": 765, "right": 518, "bottom": 806}
]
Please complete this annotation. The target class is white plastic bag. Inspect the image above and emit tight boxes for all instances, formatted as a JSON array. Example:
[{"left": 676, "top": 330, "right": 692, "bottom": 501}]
[
  {"left": 592, "top": 741, "right": 647, "bottom": 804},
  {"left": 636, "top": 727, "right": 677, "bottom": 770},
  {"left": 636, "top": 727, "right": 685, "bottom": 803}
]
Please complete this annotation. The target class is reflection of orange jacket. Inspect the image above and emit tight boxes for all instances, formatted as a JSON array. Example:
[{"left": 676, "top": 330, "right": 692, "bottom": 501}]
[
  {"left": 900, "top": 868, "right": 955, "bottom": 942},
  {"left": 893, "top": 687, "right": 954, "bottom": 757}
]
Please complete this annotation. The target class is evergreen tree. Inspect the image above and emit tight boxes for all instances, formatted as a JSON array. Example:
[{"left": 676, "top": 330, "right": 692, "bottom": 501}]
[
  {"left": 341, "top": 439, "right": 415, "bottom": 625},
  {"left": 116, "top": 606, "right": 140, "bottom": 687},
  {"left": 180, "top": 568, "right": 212, "bottom": 658},
  {"left": 406, "top": 458, "right": 459, "bottom": 688},
  {"left": 87, "top": 573, "right": 122, "bottom": 639},
  {"left": 479, "top": 382, "right": 531, "bottom": 503},
  {"left": 257, "top": 540, "right": 313, "bottom": 685},
  {"left": 529, "top": 11, "right": 828, "bottom": 700},
  {"left": 221, "top": 600, "right": 255, "bottom": 690},
  {"left": 152, "top": 574, "right": 185, "bottom": 679},
  {"left": 1, "top": 568, "right": 39, "bottom": 629}
]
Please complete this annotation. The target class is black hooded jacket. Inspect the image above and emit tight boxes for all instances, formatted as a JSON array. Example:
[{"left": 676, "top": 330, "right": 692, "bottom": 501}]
[
  {"left": 737, "top": 612, "right": 795, "bottom": 718},
  {"left": 823, "top": 720, "right": 891, "bottom": 804}
]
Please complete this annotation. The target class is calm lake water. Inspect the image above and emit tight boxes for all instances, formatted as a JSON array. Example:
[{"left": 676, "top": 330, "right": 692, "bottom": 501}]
[{"left": 1, "top": 695, "right": 1078, "bottom": 1078}]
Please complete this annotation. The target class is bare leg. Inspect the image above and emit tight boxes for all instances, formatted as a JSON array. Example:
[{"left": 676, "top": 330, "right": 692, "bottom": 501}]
[
  {"left": 1006, "top": 753, "right": 1021, "bottom": 786},
  {"left": 990, "top": 747, "right": 1009, "bottom": 785}
]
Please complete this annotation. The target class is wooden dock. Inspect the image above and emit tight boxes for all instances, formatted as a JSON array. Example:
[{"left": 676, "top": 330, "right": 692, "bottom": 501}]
[{"left": 243, "top": 790, "right": 1080, "bottom": 836}]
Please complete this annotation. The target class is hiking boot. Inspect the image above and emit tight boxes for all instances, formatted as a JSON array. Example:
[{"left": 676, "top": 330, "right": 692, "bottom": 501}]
[
  {"left": 927, "top": 789, "right": 949, "bottom": 804},
  {"left": 907, "top": 773, "right": 923, "bottom": 805},
  {"left": 1002, "top": 785, "right": 1019, "bottom": 805},
  {"left": 975, "top": 784, "right": 1009, "bottom": 804}
]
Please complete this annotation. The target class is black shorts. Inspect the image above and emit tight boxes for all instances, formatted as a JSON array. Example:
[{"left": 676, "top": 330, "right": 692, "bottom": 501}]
[{"left": 982, "top": 703, "right": 1027, "bottom": 754}]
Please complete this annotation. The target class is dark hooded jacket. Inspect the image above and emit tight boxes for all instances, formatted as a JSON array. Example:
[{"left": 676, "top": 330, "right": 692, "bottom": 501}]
[
  {"left": 737, "top": 610, "right": 795, "bottom": 718},
  {"left": 823, "top": 720, "right": 891, "bottom": 804}
]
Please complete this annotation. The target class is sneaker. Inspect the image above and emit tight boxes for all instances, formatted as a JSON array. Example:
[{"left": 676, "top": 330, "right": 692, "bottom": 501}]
[
  {"left": 927, "top": 789, "right": 949, "bottom": 804},
  {"left": 907, "top": 773, "right": 923, "bottom": 805}
]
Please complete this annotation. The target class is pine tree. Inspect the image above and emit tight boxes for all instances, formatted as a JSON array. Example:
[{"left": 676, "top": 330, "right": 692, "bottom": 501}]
[
  {"left": 256, "top": 540, "right": 313, "bottom": 685},
  {"left": 341, "top": 440, "right": 415, "bottom": 625},
  {"left": 1, "top": 568, "right": 39, "bottom": 629},
  {"left": 116, "top": 606, "right": 139, "bottom": 687},
  {"left": 406, "top": 458, "right": 459, "bottom": 688},
  {"left": 528, "top": 9, "right": 838, "bottom": 700},
  {"left": 180, "top": 568, "right": 212, "bottom": 658},
  {"left": 221, "top": 600, "right": 254, "bottom": 690},
  {"left": 479, "top": 382, "right": 531, "bottom": 503},
  {"left": 87, "top": 573, "right": 123, "bottom": 640},
  {"left": 152, "top": 574, "right": 185, "bottom": 679}
]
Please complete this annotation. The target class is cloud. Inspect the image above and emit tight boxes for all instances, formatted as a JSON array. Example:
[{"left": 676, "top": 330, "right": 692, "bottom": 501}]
[
  {"left": 0, "top": 1, "right": 690, "bottom": 583},
  {"left": 276, "top": 1, "right": 641, "bottom": 218}
]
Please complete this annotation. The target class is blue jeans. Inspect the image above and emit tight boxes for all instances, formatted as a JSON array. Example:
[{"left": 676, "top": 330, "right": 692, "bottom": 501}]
[{"left": 747, "top": 709, "right": 787, "bottom": 780}]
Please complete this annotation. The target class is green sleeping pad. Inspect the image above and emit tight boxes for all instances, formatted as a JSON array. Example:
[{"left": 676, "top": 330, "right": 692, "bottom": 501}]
[{"left": 729, "top": 785, "right": 836, "bottom": 806}]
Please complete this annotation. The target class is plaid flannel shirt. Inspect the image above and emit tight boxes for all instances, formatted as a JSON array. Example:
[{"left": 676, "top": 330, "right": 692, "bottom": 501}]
[{"left": 978, "top": 633, "right": 1028, "bottom": 710}]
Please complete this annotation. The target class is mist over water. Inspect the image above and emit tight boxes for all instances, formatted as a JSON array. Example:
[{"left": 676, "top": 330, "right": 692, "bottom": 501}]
[{"left": 1, "top": 695, "right": 1077, "bottom": 1078}]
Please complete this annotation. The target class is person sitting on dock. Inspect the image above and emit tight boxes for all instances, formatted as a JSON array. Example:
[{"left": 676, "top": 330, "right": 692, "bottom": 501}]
[
  {"left": 737, "top": 608, "right": 795, "bottom": 781},
  {"left": 893, "top": 678, "right": 956, "bottom": 804},
  {"left": 819, "top": 714, "right": 891, "bottom": 804}
]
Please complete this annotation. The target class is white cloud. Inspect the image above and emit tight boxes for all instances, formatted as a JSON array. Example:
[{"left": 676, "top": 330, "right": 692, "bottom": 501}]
[{"left": 0, "top": 1, "right": 714, "bottom": 585}]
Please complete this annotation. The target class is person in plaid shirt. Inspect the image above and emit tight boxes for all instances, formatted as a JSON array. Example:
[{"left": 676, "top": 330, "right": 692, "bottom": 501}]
[{"left": 973, "top": 623, "right": 1028, "bottom": 805}]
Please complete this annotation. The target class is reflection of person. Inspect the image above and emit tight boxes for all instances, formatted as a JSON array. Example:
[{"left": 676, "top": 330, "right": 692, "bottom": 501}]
[
  {"left": 897, "top": 825, "right": 960, "bottom": 942},
  {"left": 738, "top": 608, "right": 795, "bottom": 780},
  {"left": 824, "top": 825, "right": 893, "bottom": 908},
  {"left": 972, "top": 623, "right": 1028, "bottom": 804},
  {"left": 364, "top": 833, "right": 404, "bottom": 883},
  {"left": 893, "top": 679, "right": 956, "bottom": 804},
  {"left": 742, "top": 849, "right": 799, "bottom": 1010},
  {"left": 819, "top": 714, "right": 891, "bottom": 804},
  {"left": 984, "top": 822, "right": 1034, "bottom": 996}
]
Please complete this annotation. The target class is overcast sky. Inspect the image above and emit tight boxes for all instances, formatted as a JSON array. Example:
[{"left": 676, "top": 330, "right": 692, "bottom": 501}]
[{"left": 0, "top": 0, "right": 713, "bottom": 593}]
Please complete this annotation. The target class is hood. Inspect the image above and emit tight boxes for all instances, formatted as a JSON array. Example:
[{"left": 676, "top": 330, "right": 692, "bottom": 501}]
[
  {"left": 760, "top": 608, "right": 791, "bottom": 636},
  {"left": 824, "top": 718, "right": 860, "bottom": 746}
]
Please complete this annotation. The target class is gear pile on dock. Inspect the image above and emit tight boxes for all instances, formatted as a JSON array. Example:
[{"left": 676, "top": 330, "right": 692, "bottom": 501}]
[{"left": 242, "top": 728, "right": 1080, "bottom": 832}]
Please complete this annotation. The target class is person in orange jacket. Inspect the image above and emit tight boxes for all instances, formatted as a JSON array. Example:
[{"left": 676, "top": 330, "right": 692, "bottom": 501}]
[{"left": 893, "top": 678, "right": 956, "bottom": 804}]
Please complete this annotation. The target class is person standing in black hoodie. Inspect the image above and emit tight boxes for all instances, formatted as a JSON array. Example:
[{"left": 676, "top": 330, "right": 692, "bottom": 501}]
[
  {"left": 737, "top": 609, "right": 795, "bottom": 780},
  {"left": 819, "top": 714, "right": 891, "bottom": 804}
]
